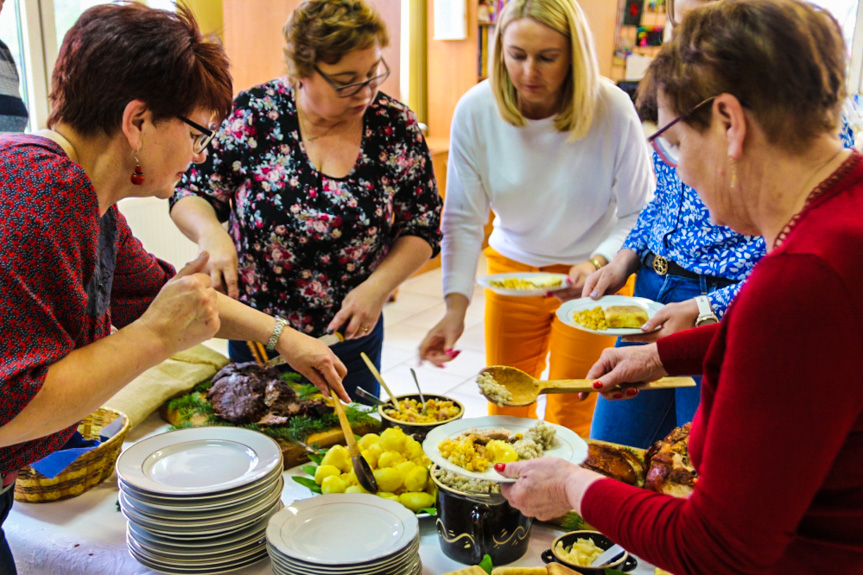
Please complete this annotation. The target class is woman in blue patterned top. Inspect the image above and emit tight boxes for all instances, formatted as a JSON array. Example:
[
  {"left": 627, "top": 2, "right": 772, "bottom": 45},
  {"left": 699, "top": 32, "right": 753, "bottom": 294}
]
[
  {"left": 170, "top": 0, "right": 442, "bottom": 403},
  {"left": 581, "top": 0, "right": 857, "bottom": 448}
]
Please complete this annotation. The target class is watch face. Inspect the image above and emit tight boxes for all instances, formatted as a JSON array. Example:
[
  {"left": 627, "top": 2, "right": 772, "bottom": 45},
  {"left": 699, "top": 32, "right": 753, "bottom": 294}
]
[{"left": 696, "top": 316, "right": 719, "bottom": 326}]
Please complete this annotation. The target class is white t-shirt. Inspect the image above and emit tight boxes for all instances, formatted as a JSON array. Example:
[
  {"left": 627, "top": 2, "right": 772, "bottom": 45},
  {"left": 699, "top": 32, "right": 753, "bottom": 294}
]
[{"left": 441, "top": 79, "right": 654, "bottom": 298}]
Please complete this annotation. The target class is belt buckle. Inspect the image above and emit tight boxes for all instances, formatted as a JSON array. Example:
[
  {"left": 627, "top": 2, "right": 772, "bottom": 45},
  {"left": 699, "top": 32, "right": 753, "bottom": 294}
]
[{"left": 652, "top": 254, "right": 669, "bottom": 275}]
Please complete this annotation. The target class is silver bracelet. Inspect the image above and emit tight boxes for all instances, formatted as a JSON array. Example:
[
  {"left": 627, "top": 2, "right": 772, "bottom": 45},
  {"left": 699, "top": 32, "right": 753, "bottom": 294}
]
[{"left": 266, "top": 317, "right": 288, "bottom": 351}]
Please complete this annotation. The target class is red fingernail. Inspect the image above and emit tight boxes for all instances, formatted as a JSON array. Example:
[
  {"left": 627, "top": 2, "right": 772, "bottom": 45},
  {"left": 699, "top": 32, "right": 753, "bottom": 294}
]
[
  {"left": 445, "top": 348, "right": 454, "bottom": 354},
  {"left": 451, "top": 350, "right": 461, "bottom": 358},
  {"left": 494, "top": 463, "right": 506, "bottom": 472},
  {"left": 613, "top": 393, "right": 623, "bottom": 399},
  {"left": 626, "top": 388, "right": 638, "bottom": 397},
  {"left": 592, "top": 381, "right": 603, "bottom": 389}
]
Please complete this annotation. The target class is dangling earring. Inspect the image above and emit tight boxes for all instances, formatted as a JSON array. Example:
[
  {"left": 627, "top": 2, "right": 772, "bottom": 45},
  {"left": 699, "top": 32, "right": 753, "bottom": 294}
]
[
  {"left": 728, "top": 156, "right": 738, "bottom": 190},
  {"left": 131, "top": 150, "right": 144, "bottom": 185}
]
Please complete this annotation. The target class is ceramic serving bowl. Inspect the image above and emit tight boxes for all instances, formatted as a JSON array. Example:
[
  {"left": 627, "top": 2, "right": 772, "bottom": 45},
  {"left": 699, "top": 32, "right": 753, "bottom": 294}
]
[
  {"left": 378, "top": 393, "right": 464, "bottom": 441},
  {"left": 542, "top": 530, "right": 637, "bottom": 574},
  {"left": 430, "top": 464, "right": 531, "bottom": 566}
]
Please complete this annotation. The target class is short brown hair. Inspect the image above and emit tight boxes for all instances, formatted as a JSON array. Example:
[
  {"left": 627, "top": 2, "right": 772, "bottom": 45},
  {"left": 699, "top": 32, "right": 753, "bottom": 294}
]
[
  {"left": 638, "top": 0, "right": 846, "bottom": 153},
  {"left": 48, "top": 2, "right": 232, "bottom": 136},
  {"left": 491, "top": 0, "right": 600, "bottom": 140},
  {"left": 282, "top": 0, "right": 389, "bottom": 86}
]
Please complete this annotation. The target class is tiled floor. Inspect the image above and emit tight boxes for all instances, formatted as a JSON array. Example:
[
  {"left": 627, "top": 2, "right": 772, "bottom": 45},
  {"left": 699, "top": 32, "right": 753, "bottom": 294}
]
[{"left": 204, "top": 259, "right": 492, "bottom": 419}]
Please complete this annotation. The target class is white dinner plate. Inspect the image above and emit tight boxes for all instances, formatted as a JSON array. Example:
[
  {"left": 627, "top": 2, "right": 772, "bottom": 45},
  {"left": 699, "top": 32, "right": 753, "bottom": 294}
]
[
  {"left": 269, "top": 537, "right": 418, "bottom": 572},
  {"left": 422, "top": 415, "right": 588, "bottom": 483},
  {"left": 266, "top": 494, "right": 418, "bottom": 565},
  {"left": 477, "top": 272, "right": 570, "bottom": 296},
  {"left": 116, "top": 427, "right": 282, "bottom": 495},
  {"left": 556, "top": 295, "right": 664, "bottom": 336}
]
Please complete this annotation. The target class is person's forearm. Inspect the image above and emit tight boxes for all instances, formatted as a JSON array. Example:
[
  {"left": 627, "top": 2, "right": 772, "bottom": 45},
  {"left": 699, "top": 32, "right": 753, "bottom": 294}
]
[
  {"left": 170, "top": 195, "right": 225, "bottom": 244},
  {"left": 613, "top": 248, "right": 642, "bottom": 276},
  {"left": 362, "top": 235, "right": 433, "bottom": 297},
  {"left": 0, "top": 322, "right": 172, "bottom": 447}
]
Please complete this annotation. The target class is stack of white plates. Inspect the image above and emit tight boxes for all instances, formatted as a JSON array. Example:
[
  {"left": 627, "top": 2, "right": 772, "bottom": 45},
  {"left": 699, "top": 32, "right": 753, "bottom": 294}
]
[
  {"left": 116, "top": 427, "right": 284, "bottom": 574},
  {"left": 266, "top": 494, "right": 421, "bottom": 575}
]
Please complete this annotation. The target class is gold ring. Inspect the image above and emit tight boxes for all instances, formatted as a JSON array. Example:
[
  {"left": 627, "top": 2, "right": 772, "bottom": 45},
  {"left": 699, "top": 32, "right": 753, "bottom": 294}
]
[{"left": 361, "top": 326, "right": 370, "bottom": 332}]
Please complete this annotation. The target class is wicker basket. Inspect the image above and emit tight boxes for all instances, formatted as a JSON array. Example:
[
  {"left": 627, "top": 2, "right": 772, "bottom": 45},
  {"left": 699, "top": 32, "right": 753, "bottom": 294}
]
[{"left": 14, "top": 406, "right": 130, "bottom": 503}]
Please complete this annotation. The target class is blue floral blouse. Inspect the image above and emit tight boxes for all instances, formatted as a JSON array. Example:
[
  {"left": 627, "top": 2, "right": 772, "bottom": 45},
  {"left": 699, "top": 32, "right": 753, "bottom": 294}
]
[
  {"left": 622, "top": 121, "right": 855, "bottom": 317},
  {"left": 171, "top": 80, "right": 442, "bottom": 336}
]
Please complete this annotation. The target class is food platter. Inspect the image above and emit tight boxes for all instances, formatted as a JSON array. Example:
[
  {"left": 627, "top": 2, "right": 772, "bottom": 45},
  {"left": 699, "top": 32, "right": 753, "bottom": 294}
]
[
  {"left": 477, "top": 272, "right": 570, "bottom": 296},
  {"left": 556, "top": 295, "right": 664, "bottom": 336},
  {"left": 423, "top": 416, "right": 588, "bottom": 484}
]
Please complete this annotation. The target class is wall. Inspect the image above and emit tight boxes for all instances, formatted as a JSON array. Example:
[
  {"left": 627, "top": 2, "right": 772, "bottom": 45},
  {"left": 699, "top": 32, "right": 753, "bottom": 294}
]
[{"left": 222, "top": 0, "right": 401, "bottom": 98}]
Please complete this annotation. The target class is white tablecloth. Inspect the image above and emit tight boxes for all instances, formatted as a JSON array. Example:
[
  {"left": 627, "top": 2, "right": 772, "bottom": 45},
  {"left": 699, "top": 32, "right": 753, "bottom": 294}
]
[{"left": 7, "top": 412, "right": 657, "bottom": 575}]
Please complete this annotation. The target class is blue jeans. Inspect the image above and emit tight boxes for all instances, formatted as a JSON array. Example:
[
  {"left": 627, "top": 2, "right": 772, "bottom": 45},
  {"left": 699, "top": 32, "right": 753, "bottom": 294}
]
[
  {"left": 590, "top": 265, "right": 732, "bottom": 448},
  {"left": 227, "top": 315, "right": 383, "bottom": 406},
  {"left": 0, "top": 483, "right": 17, "bottom": 574}
]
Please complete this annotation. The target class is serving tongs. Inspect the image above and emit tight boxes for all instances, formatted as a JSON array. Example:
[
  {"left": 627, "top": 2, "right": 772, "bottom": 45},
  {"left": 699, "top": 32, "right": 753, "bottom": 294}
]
[
  {"left": 356, "top": 386, "right": 388, "bottom": 407},
  {"left": 478, "top": 365, "right": 696, "bottom": 407}
]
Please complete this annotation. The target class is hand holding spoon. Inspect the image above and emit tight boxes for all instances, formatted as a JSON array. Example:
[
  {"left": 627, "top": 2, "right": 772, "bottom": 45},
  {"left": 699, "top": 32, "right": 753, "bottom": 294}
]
[{"left": 478, "top": 365, "right": 696, "bottom": 407}]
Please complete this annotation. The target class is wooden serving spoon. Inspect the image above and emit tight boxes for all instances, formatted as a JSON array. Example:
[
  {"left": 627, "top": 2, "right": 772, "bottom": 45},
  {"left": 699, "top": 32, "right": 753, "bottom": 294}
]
[
  {"left": 328, "top": 387, "right": 378, "bottom": 493},
  {"left": 478, "top": 365, "right": 696, "bottom": 407}
]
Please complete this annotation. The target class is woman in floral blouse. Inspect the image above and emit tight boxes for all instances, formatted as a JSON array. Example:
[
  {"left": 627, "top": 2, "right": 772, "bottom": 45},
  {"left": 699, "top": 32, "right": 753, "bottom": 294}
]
[{"left": 170, "top": 0, "right": 442, "bottom": 402}]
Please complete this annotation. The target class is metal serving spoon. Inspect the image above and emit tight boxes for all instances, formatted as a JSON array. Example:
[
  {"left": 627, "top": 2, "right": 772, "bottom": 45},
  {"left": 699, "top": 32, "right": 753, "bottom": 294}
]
[
  {"left": 356, "top": 386, "right": 388, "bottom": 407},
  {"left": 409, "top": 368, "right": 427, "bottom": 412},
  {"left": 477, "top": 365, "right": 696, "bottom": 407},
  {"left": 327, "top": 386, "right": 378, "bottom": 493}
]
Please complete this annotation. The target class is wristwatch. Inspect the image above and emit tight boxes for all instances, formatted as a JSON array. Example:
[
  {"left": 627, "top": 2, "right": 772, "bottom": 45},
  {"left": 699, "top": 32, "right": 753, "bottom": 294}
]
[{"left": 694, "top": 295, "right": 719, "bottom": 327}]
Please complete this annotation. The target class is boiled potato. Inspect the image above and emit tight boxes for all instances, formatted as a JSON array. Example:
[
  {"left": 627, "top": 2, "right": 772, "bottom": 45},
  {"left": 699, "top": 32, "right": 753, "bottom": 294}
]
[
  {"left": 398, "top": 491, "right": 435, "bottom": 512},
  {"left": 377, "top": 450, "right": 406, "bottom": 469},
  {"left": 314, "top": 464, "right": 341, "bottom": 485},
  {"left": 405, "top": 437, "right": 424, "bottom": 460},
  {"left": 376, "top": 491, "right": 400, "bottom": 503},
  {"left": 487, "top": 439, "right": 518, "bottom": 463},
  {"left": 378, "top": 427, "right": 407, "bottom": 452},
  {"left": 345, "top": 484, "right": 370, "bottom": 494},
  {"left": 320, "top": 444, "right": 351, "bottom": 472},
  {"left": 357, "top": 433, "right": 380, "bottom": 451},
  {"left": 321, "top": 475, "right": 348, "bottom": 494},
  {"left": 403, "top": 466, "right": 428, "bottom": 492},
  {"left": 362, "top": 443, "right": 383, "bottom": 467},
  {"left": 341, "top": 470, "right": 358, "bottom": 486},
  {"left": 373, "top": 467, "right": 403, "bottom": 493}
]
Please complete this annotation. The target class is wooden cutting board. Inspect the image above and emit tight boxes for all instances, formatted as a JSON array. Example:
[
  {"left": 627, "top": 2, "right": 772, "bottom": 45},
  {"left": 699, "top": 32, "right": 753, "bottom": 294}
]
[{"left": 158, "top": 398, "right": 381, "bottom": 469}]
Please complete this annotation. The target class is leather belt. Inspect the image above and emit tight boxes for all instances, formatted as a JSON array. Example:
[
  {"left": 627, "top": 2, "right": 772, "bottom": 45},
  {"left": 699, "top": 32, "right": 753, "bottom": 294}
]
[{"left": 644, "top": 251, "right": 735, "bottom": 287}]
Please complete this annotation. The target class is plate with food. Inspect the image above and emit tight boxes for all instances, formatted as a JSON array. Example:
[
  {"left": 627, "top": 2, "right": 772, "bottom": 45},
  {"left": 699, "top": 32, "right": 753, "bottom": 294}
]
[
  {"left": 423, "top": 416, "right": 588, "bottom": 483},
  {"left": 477, "top": 272, "right": 570, "bottom": 296},
  {"left": 556, "top": 295, "right": 664, "bottom": 336}
]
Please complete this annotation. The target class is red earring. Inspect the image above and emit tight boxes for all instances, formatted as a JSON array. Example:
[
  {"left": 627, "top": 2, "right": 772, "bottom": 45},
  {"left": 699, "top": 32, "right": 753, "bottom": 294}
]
[{"left": 131, "top": 151, "right": 145, "bottom": 185}]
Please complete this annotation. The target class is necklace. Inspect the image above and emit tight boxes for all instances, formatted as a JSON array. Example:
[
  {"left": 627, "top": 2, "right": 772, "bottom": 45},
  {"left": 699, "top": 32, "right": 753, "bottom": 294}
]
[
  {"left": 772, "top": 148, "right": 858, "bottom": 249},
  {"left": 296, "top": 106, "right": 347, "bottom": 142}
]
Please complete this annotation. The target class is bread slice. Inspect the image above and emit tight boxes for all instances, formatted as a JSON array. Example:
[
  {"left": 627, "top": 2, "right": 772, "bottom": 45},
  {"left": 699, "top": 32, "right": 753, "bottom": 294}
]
[
  {"left": 443, "top": 567, "right": 488, "bottom": 575},
  {"left": 605, "top": 305, "right": 649, "bottom": 328}
]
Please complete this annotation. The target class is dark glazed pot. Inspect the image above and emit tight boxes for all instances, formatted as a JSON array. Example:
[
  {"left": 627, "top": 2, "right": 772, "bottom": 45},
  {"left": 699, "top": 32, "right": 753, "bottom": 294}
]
[
  {"left": 541, "top": 530, "right": 637, "bottom": 573},
  {"left": 431, "top": 465, "right": 532, "bottom": 566},
  {"left": 378, "top": 394, "right": 464, "bottom": 442}
]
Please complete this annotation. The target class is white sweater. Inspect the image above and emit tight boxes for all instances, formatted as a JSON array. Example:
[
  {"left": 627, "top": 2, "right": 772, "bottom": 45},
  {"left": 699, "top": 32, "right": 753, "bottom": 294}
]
[{"left": 441, "top": 79, "right": 654, "bottom": 299}]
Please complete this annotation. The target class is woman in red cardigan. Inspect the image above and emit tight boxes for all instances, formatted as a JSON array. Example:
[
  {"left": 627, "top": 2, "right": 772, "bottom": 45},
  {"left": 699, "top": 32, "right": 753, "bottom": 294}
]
[{"left": 497, "top": 1, "right": 863, "bottom": 573}]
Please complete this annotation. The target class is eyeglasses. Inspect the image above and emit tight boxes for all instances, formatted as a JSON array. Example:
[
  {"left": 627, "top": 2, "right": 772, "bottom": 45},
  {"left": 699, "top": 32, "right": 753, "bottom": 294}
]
[
  {"left": 313, "top": 59, "right": 391, "bottom": 98},
  {"left": 178, "top": 116, "right": 216, "bottom": 154},
  {"left": 647, "top": 95, "right": 717, "bottom": 168}
]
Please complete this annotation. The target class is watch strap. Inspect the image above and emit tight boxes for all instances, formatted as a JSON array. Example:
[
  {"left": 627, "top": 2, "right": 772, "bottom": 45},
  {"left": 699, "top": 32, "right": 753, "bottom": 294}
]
[{"left": 266, "top": 317, "right": 288, "bottom": 351}]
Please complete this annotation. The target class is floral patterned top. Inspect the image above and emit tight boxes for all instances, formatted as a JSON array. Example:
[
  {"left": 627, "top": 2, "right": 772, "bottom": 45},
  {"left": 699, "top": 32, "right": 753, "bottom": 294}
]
[
  {"left": 623, "top": 120, "right": 854, "bottom": 317},
  {"left": 171, "top": 80, "right": 442, "bottom": 336},
  {"left": 622, "top": 152, "right": 766, "bottom": 317}
]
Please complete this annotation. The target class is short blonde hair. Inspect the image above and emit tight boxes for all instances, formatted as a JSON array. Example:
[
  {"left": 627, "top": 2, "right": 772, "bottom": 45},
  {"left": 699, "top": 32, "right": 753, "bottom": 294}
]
[
  {"left": 490, "top": 0, "right": 600, "bottom": 139},
  {"left": 283, "top": 0, "right": 389, "bottom": 86}
]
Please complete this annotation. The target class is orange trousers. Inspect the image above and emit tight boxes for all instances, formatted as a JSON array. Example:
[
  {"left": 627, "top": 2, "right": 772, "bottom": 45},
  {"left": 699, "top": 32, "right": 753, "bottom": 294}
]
[{"left": 483, "top": 247, "right": 633, "bottom": 437}]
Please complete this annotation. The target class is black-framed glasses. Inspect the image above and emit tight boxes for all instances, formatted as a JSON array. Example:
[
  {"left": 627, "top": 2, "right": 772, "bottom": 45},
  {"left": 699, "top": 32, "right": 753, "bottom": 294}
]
[
  {"left": 178, "top": 116, "right": 216, "bottom": 154},
  {"left": 313, "top": 59, "right": 391, "bottom": 98},
  {"left": 647, "top": 95, "right": 717, "bottom": 168}
]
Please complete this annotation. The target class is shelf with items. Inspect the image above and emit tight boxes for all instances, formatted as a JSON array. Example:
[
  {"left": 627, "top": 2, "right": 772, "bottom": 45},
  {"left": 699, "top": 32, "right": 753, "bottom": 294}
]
[
  {"left": 476, "top": 0, "right": 511, "bottom": 82},
  {"left": 611, "top": 0, "right": 667, "bottom": 84}
]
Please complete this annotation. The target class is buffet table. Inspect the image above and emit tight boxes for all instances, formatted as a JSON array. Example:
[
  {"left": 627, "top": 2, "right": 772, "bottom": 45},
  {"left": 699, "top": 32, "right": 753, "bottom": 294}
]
[{"left": 6, "top": 412, "right": 658, "bottom": 575}]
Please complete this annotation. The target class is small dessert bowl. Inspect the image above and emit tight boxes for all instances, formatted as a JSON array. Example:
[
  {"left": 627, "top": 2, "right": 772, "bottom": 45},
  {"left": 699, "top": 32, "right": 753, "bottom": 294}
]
[{"left": 541, "top": 530, "right": 637, "bottom": 574}]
